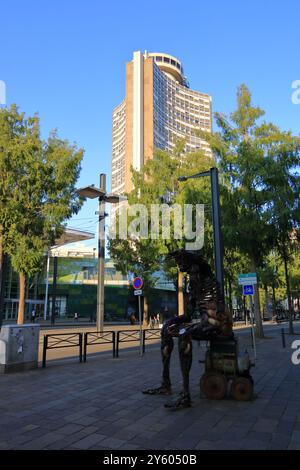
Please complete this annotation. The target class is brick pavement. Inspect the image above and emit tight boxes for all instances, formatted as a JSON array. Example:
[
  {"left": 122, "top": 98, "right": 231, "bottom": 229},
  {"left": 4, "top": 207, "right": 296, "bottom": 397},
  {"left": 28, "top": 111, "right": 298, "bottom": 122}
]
[{"left": 0, "top": 326, "right": 299, "bottom": 450}]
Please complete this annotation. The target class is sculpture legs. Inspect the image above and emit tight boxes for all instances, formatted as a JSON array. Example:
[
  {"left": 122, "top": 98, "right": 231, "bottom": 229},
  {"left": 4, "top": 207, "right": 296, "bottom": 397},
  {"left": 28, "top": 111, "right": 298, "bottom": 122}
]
[
  {"left": 178, "top": 333, "right": 192, "bottom": 399},
  {"left": 160, "top": 330, "right": 174, "bottom": 392},
  {"left": 142, "top": 319, "right": 175, "bottom": 395}
]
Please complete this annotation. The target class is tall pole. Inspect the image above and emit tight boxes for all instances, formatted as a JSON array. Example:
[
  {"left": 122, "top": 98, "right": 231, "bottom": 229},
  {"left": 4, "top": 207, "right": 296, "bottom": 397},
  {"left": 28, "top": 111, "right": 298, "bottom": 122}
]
[
  {"left": 138, "top": 295, "right": 143, "bottom": 356},
  {"left": 0, "top": 254, "right": 7, "bottom": 329},
  {"left": 210, "top": 168, "right": 225, "bottom": 301},
  {"left": 44, "top": 251, "right": 50, "bottom": 321},
  {"left": 97, "top": 173, "right": 106, "bottom": 332},
  {"left": 51, "top": 256, "right": 58, "bottom": 326}
]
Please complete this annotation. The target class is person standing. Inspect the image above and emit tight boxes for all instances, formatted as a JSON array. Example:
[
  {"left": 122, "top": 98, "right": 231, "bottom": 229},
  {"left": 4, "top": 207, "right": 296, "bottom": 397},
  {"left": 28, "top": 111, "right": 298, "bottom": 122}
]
[{"left": 31, "top": 308, "right": 36, "bottom": 323}]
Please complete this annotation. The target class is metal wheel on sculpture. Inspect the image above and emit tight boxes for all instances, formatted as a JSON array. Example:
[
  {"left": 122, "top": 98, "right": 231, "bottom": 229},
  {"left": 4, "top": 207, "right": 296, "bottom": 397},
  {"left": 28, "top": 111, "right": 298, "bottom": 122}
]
[
  {"left": 200, "top": 372, "right": 227, "bottom": 400},
  {"left": 230, "top": 377, "right": 253, "bottom": 401}
]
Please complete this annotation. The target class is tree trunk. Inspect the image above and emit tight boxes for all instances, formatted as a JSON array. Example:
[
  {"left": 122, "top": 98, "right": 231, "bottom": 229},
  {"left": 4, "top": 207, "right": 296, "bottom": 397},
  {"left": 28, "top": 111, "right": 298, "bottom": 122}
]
[
  {"left": 0, "top": 231, "right": 4, "bottom": 328},
  {"left": 228, "top": 278, "right": 233, "bottom": 317},
  {"left": 282, "top": 246, "right": 294, "bottom": 335},
  {"left": 264, "top": 285, "right": 268, "bottom": 320},
  {"left": 178, "top": 270, "right": 184, "bottom": 316},
  {"left": 250, "top": 257, "right": 264, "bottom": 338},
  {"left": 143, "top": 295, "right": 149, "bottom": 327},
  {"left": 17, "top": 272, "right": 26, "bottom": 325},
  {"left": 243, "top": 295, "right": 246, "bottom": 323},
  {"left": 0, "top": 229, "right": 3, "bottom": 297},
  {"left": 272, "top": 282, "right": 276, "bottom": 318},
  {"left": 224, "top": 277, "right": 228, "bottom": 303}
]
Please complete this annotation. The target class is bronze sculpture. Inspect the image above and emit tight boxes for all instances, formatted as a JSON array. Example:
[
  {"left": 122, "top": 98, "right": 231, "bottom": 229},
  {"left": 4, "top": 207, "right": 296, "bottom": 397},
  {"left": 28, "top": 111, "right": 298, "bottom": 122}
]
[{"left": 143, "top": 250, "right": 253, "bottom": 409}]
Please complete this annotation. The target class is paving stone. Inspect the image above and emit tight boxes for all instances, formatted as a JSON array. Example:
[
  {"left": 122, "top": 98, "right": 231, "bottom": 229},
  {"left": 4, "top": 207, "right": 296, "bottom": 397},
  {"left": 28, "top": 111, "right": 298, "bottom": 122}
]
[
  {"left": 288, "top": 441, "right": 300, "bottom": 450},
  {"left": 247, "top": 431, "right": 272, "bottom": 442},
  {"left": 251, "top": 418, "right": 278, "bottom": 432},
  {"left": 276, "top": 420, "right": 295, "bottom": 434},
  {"left": 268, "top": 433, "right": 290, "bottom": 450},
  {"left": 55, "top": 423, "right": 85, "bottom": 435},
  {"left": 1, "top": 329, "right": 300, "bottom": 450},
  {"left": 239, "top": 439, "right": 268, "bottom": 450},
  {"left": 99, "top": 437, "right": 127, "bottom": 449},
  {"left": 291, "top": 431, "right": 300, "bottom": 442},
  {"left": 18, "top": 432, "right": 66, "bottom": 450},
  {"left": 71, "top": 433, "right": 106, "bottom": 449}
]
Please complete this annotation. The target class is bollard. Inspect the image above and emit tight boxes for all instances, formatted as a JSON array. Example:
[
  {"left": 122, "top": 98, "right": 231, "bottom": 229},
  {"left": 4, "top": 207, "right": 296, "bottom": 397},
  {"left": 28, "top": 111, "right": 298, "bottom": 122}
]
[
  {"left": 142, "top": 330, "right": 146, "bottom": 354},
  {"left": 42, "top": 335, "right": 48, "bottom": 368},
  {"left": 83, "top": 333, "right": 87, "bottom": 362},
  {"left": 112, "top": 332, "right": 116, "bottom": 358},
  {"left": 79, "top": 333, "right": 83, "bottom": 362},
  {"left": 116, "top": 331, "right": 120, "bottom": 358}
]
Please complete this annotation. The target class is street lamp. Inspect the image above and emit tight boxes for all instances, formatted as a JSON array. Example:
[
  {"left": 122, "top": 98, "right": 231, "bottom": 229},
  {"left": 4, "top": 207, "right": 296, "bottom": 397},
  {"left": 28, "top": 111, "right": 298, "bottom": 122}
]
[
  {"left": 178, "top": 167, "right": 224, "bottom": 300},
  {"left": 76, "top": 173, "right": 125, "bottom": 332}
]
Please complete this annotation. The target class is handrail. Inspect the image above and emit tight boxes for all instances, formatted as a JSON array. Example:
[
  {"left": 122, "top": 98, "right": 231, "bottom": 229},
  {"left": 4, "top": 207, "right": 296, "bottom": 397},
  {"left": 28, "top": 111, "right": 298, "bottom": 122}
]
[
  {"left": 42, "top": 333, "right": 83, "bottom": 368},
  {"left": 83, "top": 331, "right": 115, "bottom": 361}
]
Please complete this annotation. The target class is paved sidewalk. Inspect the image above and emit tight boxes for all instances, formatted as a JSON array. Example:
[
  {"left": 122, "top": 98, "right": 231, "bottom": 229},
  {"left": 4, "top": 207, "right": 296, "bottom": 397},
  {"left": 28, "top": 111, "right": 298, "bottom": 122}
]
[{"left": 0, "top": 329, "right": 300, "bottom": 450}]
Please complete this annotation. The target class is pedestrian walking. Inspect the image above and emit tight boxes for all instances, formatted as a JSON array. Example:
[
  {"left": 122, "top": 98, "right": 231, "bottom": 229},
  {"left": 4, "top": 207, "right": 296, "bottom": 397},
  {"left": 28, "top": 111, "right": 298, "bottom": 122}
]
[
  {"left": 149, "top": 315, "right": 155, "bottom": 329},
  {"left": 31, "top": 308, "right": 36, "bottom": 323}
]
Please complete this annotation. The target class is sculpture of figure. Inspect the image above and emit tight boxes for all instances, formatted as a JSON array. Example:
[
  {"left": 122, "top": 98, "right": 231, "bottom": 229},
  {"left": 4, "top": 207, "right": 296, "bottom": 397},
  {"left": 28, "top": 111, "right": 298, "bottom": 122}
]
[{"left": 143, "top": 250, "right": 233, "bottom": 410}]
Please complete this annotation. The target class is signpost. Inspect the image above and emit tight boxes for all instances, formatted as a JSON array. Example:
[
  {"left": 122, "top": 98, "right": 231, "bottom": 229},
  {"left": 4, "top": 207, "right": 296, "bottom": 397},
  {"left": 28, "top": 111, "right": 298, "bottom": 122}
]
[
  {"left": 243, "top": 285, "right": 254, "bottom": 296},
  {"left": 134, "top": 290, "right": 143, "bottom": 296},
  {"left": 133, "top": 277, "right": 143, "bottom": 290},
  {"left": 133, "top": 277, "right": 143, "bottom": 356},
  {"left": 238, "top": 273, "right": 257, "bottom": 285},
  {"left": 239, "top": 274, "right": 257, "bottom": 359}
]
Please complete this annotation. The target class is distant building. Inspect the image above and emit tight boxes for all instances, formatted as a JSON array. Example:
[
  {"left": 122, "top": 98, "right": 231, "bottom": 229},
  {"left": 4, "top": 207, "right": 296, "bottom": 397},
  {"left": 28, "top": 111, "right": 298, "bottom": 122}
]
[{"left": 111, "top": 51, "right": 213, "bottom": 195}]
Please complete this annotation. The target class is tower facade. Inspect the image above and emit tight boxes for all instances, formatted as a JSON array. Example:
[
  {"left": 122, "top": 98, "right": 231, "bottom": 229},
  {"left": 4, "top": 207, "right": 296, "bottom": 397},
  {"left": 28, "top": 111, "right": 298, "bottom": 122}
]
[{"left": 111, "top": 51, "right": 212, "bottom": 194}]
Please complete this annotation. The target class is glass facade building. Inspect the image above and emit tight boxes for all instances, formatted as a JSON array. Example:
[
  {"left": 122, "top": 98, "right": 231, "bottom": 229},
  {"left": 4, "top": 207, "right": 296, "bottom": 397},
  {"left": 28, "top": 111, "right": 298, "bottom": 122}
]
[{"left": 111, "top": 51, "right": 212, "bottom": 195}]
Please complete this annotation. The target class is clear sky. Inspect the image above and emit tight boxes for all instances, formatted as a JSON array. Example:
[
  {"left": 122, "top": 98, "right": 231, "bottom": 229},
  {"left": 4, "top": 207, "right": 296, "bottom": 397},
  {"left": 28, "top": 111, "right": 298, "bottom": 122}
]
[{"left": 1, "top": 0, "right": 299, "bottom": 248}]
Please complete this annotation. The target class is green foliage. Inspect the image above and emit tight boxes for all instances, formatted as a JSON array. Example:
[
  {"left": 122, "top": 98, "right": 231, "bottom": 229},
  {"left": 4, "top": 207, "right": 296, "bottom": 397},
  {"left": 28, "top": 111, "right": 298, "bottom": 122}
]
[
  {"left": 0, "top": 104, "right": 84, "bottom": 278},
  {"left": 109, "top": 140, "right": 214, "bottom": 288}
]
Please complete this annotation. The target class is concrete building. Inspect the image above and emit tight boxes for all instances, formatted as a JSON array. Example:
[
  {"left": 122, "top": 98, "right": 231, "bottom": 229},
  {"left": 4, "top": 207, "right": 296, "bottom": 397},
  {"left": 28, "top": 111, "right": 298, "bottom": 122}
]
[{"left": 111, "top": 51, "right": 213, "bottom": 194}]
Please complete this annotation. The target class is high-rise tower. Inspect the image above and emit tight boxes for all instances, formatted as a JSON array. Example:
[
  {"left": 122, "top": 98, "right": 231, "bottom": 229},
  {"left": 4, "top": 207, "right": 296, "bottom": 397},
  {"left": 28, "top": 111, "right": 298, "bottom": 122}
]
[{"left": 111, "top": 51, "right": 212, "bottom": 194}]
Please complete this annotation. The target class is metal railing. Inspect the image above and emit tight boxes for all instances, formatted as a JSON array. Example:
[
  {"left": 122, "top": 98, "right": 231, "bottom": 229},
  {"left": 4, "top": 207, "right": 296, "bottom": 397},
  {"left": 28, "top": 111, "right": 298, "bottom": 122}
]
[
  {"left": 115, "top": 328, "right": 161, "bottom": 357},
  {"left": 115, "top": 329, "right": 142, "bottom": 357},
  {"left": 41, "top": 327, "right": 162, "bottom": 366},
  {"left": 83, "top": 331, "right": 116, "bottom": 361},
  {"left": 42, "top": 332, "right": 83, "bottom": 368},
  {"left": 142, "top": 328, "right": 161, "bottom": 353}
]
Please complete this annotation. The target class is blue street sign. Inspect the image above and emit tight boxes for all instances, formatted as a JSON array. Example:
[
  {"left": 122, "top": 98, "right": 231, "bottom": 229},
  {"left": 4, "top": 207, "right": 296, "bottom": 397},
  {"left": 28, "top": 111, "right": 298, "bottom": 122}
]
[
  {"left": 133, "top": 277, "right": 143, "bottom": 289},
  {"left": 243, "top": 284, "right": 254, "bottom": 296},
  {"left": 238, "top": 273, "right": 257, "bottom": 285}
]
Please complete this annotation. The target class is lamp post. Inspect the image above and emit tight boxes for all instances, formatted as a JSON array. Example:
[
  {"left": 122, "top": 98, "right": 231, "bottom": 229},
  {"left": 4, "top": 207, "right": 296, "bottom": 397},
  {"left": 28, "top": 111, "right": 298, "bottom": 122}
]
[
  {"left": 178, "top": 167, "right": 224, "bottom": 300},
  {"left": 76, "top": 173, "right": 124, "bottom": 332}
]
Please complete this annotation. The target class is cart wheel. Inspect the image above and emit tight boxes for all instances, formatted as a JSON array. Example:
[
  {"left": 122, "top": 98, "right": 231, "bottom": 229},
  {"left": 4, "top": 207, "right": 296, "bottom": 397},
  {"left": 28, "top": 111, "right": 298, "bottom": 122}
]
[
  {"left": 230, "top": 377, "right": 253, "bottom": 401},
  {"left": 200, "top": 372, "right": 227, "bottom": 400}
]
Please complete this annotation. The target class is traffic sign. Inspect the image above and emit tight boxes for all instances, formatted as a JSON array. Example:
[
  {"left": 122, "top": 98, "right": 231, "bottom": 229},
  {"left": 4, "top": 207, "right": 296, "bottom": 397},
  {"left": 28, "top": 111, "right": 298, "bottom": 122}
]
[
  {"left": 243, "top": 284, "right": 254, "bottom": 296},
  {"left": 238, "top": 273, "right": 257, "bottom": 285},
  {"left": 127, "top": 272, "right": 135, "bottom": 283},
  {"left": 133, "top": 277, "right": 143, "bottom": 289},
  {"left": 134, "top": 289, "right": 143, "bottom": 296}
]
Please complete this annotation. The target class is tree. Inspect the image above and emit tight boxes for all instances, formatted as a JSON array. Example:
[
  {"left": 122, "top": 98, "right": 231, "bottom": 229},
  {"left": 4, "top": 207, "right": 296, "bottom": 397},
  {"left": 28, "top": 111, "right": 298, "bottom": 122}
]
[
  {"left": 109, "top": 141, "right": 214, "bottom": 324},
  {"left": 260, "top": 127, "right": 300, "bottom": 333},
  {"left": 258, "top": 254, "right": 280, "bottom": 319},
  {"left": 199, "top": 85, "right": 280, "bottom": 337},
  {"left": 200, "top": 84, "right": 300, "bottom": 337},
  {"left": 0, "top": 105, "right": 83, "bottom": 324}
]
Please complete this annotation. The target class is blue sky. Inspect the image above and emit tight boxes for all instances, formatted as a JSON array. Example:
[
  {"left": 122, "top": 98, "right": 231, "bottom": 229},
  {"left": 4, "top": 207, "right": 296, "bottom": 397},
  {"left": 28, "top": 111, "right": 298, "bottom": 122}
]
[{"left": 1, "top": 0, "right": 299, "bottom": 248}]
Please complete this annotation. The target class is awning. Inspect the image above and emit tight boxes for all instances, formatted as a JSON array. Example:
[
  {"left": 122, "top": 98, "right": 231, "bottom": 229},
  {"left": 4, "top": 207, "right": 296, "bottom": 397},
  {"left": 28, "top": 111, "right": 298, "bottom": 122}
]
[{"left": 53, "top": 228, "right": 94, "bottom": 247}]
